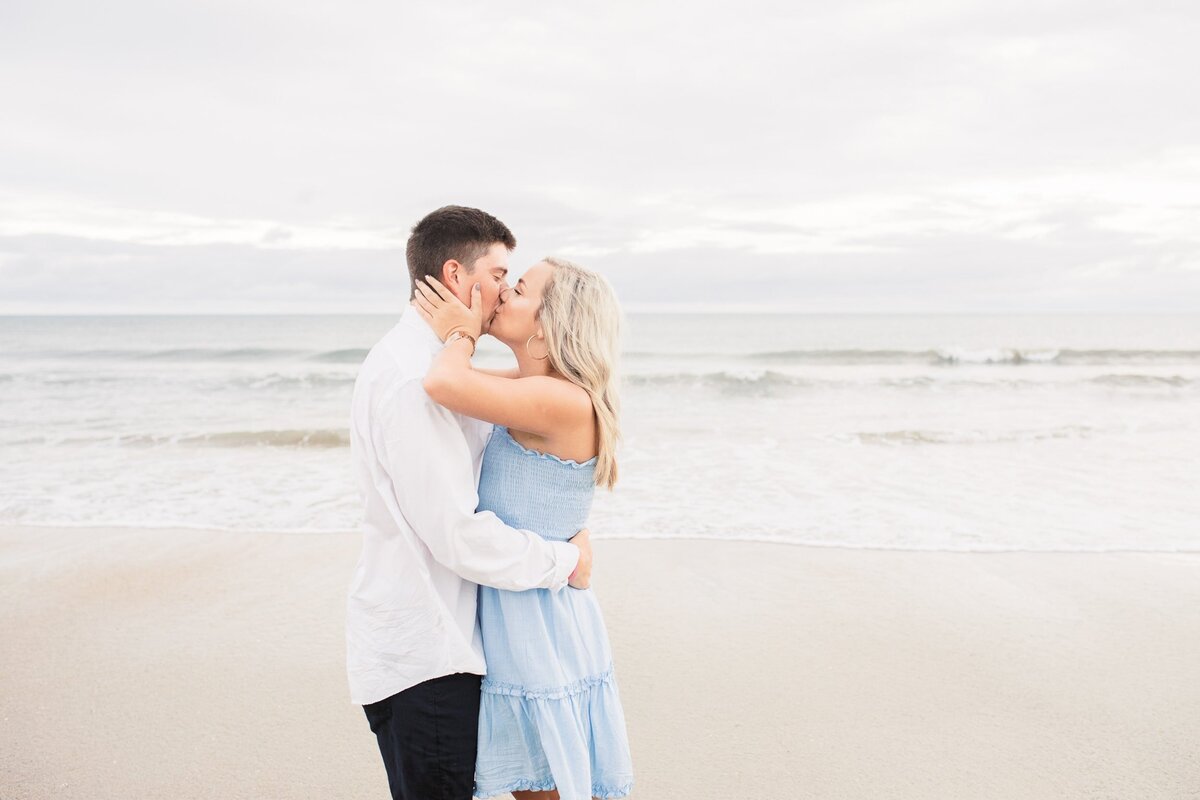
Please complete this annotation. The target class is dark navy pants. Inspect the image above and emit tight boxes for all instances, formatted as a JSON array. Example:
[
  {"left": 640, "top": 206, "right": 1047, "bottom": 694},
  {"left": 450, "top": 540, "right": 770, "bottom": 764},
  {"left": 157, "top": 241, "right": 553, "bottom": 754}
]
[{"left": 363, "top": 672, "right": 483, "bottom": 800}]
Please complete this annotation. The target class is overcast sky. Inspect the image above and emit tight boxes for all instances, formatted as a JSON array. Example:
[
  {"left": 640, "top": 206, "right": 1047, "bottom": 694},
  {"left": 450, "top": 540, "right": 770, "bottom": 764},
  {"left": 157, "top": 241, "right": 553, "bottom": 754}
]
[{"left": 1, "top": 0, "right": 1198, "bottom": 313}]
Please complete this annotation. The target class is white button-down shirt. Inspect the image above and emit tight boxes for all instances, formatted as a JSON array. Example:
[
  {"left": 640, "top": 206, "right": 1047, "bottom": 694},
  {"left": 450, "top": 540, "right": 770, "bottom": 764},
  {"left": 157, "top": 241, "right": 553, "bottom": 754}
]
[{"left": 346, "top": 310, "right": 579, "bottom": 705}]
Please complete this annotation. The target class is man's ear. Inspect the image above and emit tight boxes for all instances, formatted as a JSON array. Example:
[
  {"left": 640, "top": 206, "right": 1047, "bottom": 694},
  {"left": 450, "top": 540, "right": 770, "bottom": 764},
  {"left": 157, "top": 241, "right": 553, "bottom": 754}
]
[{"left": 440, "top": 260, "right": 461, "bottom": 290}]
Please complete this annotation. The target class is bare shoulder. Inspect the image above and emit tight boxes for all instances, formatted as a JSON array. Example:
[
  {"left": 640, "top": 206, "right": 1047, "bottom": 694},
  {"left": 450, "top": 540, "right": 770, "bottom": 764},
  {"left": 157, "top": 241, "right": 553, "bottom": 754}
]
[
  {"left": 515, "top": 375, "right": 593, "bottom": 420},
  {"left": 508, "top": 376, "right": 596, "bottom": 461}
]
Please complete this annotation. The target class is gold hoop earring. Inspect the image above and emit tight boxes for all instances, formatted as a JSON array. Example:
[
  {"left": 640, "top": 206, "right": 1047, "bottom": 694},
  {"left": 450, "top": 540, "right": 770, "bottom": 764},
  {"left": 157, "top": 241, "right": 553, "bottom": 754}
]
[{"left": 526, "top": 334, "right": 549, "bottom": 361}]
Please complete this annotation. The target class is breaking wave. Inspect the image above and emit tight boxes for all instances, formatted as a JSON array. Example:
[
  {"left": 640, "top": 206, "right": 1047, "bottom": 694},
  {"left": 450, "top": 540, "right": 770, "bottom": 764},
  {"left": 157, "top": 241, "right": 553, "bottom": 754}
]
[
  {"left": 6, "top": 347, "right": 371, "bottom": 364},
  {"left": 1089, "top": 374, "right": 1193, "bottom": 388},
  {"left": 9, "top": 346, "right": 1200, "bottom": 367},
  {"left": 120, "top": 429, "right": 351, "bottom": 448},
  {"left": 840, "top": 425, "right": 1103, "bottom": 446},
  {"left": 626, "top": 371, "right": 812, "bottom": 392},
  {"left": 627, "top": 348, "right": 1200, "bottom": 366},
  {"left": 625, "top": 370, "right": 1195, "bottom": 393},
  {"left": 178, "top": 429, "right": 350, "bottom": 448}
]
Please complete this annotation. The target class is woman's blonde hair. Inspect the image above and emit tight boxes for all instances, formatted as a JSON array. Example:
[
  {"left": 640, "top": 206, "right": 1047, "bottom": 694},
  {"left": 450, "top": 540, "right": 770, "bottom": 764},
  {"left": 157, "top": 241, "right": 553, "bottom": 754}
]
[{"left": 537, "top": 257, "right": 622, "bottom": 489}]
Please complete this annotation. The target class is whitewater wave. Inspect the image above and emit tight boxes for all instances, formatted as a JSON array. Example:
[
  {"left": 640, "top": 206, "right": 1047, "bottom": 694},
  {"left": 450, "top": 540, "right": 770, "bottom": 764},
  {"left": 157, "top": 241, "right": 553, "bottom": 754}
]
[
  {"left": 5, "top": 346, "right": 371, "bottom": 364},
  {"left": 6, "top": 347, "right": 305, "bottom": 362},
  {"left": 8, "top": 345, "right": 1200, "bottom": 367},
  {"left": 109, "top": 429, "right": 351, "bottom": 448},
  {"left": 1089, "top": 374, "right": 1193, "bottom": 388},
  {"left": 142, "top": 347, "right": 303, "bottom": 361},
  {"left": 625, "top": 370, "right": 1194, "bottom": 392},
  {"left": 230, "top": 373, "right": 356, "bottom": 390},
  {"left": 629, "top": 347, "right": 1200, "bottom": 366},
  {"left": 0, "top": 370, "right": 357, "bottom": 390},
  {"left": 933, "top": 347, "right": 1060, "bottom": 364},
  {"left": 838, "top": 425, "right": 1102, "bottom": 446},
  {"left": 181, "top": 429, "right": 350, "bottom": 448},
  {"left": 2, "top": 429, "right": 352, "bottom": 448},
  {"left": 626, "top": 370, "right": 811, "bottom": 393},
  {"left": 8, "top": 367, "right": 1191, "bottom": 396}
]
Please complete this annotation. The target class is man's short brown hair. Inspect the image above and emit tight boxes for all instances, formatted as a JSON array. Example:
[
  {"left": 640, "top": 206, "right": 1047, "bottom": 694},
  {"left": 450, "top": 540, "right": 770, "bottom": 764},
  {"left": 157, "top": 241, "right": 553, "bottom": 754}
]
[{"left": 405, "top": 206, "right": 517, "bottom": 298}]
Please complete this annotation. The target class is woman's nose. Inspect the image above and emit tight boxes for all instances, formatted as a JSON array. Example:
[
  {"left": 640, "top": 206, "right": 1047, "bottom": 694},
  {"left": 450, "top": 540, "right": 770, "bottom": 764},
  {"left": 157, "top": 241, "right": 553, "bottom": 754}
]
[{"left": 498, "top": 286, "right": 512, "bottom": 303}]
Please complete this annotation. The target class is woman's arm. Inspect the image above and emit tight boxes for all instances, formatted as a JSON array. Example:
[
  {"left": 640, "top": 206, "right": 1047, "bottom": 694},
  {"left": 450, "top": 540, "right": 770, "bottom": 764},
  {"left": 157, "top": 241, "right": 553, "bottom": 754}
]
[
  {"left": 422, "top": 337, "right": 591, "bottom": 437},
  {"left": 412, "top": 277, "right": 591, "bottom": 436},
  {"left": 476, "top": 366, "right": 521, "bottom": 379}
]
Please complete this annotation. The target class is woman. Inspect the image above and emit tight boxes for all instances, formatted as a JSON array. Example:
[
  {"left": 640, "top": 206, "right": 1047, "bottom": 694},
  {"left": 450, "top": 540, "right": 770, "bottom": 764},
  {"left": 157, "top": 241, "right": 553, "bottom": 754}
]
[{"left": 413, "top": 257, "right": 633, "bottom": 800}]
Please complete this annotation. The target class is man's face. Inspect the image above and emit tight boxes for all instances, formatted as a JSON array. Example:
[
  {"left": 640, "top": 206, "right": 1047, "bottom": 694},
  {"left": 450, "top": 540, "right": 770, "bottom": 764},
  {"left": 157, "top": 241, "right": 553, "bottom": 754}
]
[{"left": 448, "top": 242, "right": 510, "bottom": 334}]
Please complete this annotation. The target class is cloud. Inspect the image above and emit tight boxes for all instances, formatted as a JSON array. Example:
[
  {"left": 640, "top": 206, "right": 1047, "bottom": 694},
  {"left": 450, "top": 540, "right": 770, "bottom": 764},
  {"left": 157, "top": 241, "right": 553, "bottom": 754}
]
[
  {"left": 0, "top": 194, "right": 407, "bottom": 250},
  {"left": 0, "top": 233, "right": 405, "bottom": 313},
  {"left": 1, "top": 0, "right": 1198, "bottom": 312}
]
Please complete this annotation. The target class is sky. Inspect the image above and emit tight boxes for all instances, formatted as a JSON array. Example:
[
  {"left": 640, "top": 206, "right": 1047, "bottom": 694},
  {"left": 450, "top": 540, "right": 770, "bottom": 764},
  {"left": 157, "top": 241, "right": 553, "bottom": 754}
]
[{"left": 1, "top": 0, "right": 1198, "bottom": 314}]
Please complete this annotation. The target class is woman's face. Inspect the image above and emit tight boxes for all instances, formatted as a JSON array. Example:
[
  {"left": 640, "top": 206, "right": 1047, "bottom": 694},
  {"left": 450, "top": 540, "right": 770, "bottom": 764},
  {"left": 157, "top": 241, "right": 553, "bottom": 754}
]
[{"left": 490, "top": 260, "right": 555, "bottom": 346}]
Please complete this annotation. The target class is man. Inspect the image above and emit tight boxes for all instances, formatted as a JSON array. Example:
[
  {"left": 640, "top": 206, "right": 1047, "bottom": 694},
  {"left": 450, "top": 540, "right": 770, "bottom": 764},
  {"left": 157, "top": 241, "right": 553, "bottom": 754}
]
[{"left": 346, "top": 205, "right": 593, "bottom": 800}]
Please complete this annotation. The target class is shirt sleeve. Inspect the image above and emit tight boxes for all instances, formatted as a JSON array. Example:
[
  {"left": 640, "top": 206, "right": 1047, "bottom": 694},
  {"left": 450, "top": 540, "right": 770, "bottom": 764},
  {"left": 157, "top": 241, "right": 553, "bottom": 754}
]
[{"left": 374, "top": 379, "right": 579, "bottom": 592}]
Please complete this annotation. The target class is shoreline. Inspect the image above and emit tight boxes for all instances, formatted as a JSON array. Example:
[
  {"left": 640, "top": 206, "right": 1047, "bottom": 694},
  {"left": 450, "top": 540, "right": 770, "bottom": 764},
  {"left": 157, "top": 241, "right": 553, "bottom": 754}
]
[
  {"left": 6, "top": 522, "right": 1200, "bottom": 556},
  {"left": 3, "top": 526, "right": 1199, "bottom": 799}
]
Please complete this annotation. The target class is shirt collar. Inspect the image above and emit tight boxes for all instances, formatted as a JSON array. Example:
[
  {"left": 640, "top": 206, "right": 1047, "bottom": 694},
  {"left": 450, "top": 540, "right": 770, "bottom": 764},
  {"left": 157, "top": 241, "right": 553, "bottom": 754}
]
[{"left": 399, "top": 306, "right": 443, "bottom": 353}]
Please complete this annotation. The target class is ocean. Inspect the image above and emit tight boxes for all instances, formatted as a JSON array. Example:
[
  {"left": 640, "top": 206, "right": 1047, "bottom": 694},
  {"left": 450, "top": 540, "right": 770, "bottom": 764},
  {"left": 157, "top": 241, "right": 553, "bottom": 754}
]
[{"left": 1, "top": 313, "right": 1197, "bottom": 552}]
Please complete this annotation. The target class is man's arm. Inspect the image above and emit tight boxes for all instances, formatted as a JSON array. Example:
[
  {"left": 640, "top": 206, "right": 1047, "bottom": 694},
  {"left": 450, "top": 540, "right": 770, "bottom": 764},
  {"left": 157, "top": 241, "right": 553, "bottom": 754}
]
[{"left": 375, "top": 379, "right": 588, "bottom": 591}]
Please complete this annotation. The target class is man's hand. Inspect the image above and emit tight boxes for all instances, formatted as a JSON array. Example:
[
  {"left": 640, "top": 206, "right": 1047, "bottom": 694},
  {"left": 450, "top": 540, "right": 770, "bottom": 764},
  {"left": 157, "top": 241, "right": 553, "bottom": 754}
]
[{"left": 567, "top": 527, "right": 593, "bottom": 589}]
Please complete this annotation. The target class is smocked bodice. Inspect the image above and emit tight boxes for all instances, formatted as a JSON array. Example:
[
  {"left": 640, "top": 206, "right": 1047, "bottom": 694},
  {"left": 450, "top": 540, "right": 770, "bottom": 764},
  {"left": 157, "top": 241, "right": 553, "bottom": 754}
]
[{"left": 475, "top": 425, "right": 596, "bottom": 542}]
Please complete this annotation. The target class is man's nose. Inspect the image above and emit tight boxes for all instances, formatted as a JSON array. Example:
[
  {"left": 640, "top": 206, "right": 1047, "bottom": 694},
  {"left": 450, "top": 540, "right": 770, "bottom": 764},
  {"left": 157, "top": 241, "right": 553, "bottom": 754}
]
[{"left": 498, "top": 286, "right": 512, "bottom": 303}]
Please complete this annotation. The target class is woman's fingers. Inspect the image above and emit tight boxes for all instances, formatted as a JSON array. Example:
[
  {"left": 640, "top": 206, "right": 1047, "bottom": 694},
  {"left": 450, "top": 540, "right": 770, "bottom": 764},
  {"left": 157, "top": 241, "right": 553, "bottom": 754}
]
[
  {"left": 412, "top": 292, "right": 436, "bottom": 315},
  {"left": 413, "top": 276, "right": 481, "bottom": 339},
  {"left": 413, "top": 280, "right": 442, "bottom": 307},
  {"left": 423, "top": 276, "right": 457, "bottom": 303}
]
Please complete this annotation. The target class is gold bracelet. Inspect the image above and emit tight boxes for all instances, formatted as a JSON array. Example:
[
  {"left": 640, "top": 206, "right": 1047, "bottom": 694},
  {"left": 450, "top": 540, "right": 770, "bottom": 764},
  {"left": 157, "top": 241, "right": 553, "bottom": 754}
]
[{"left": 445, "top": 330, "right": 476, "bottom": 355}]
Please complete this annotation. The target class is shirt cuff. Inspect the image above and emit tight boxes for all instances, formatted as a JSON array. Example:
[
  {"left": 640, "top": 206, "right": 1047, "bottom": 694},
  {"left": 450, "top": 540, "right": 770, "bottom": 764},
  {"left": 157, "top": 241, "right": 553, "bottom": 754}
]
[{"left": 548, "top": 541, "right": 580, "bottom": 591}]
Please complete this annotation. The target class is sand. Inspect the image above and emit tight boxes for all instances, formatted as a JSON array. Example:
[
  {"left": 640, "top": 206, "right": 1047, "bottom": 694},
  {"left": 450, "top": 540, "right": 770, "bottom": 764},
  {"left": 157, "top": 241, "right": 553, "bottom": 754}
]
[{"left": 2, "top": 526, "right": 1198, "bottom": 799}]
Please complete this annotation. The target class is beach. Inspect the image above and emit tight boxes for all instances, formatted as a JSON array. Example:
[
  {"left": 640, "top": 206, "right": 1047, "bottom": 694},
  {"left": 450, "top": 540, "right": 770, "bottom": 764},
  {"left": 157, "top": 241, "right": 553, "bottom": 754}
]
[
  {"left": 5, "top": 0, "right": 1200, "bottom": 794},
  {"left": 3, "top": 526, "right": 1198, "bottom": 799}
]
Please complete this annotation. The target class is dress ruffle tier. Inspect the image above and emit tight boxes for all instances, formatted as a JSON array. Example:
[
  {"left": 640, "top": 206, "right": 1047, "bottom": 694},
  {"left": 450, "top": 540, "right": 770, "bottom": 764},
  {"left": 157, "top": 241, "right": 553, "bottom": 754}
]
[{"left": 474, "top": 666, "right": 634, "bottom": 800}]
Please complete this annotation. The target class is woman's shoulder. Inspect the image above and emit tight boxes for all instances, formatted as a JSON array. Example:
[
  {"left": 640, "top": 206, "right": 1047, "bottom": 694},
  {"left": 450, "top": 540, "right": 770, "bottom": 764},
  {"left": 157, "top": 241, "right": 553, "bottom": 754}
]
[
  {"left": 517, "top": 374, "right": 593, "bottom": 417},
  {"left": 503, "top": 386, "right": 599, "bottom": 464}
]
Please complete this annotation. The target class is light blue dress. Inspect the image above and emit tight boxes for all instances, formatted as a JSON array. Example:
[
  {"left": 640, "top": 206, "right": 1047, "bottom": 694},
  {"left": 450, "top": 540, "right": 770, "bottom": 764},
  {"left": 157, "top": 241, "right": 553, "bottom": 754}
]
[{"left": 473, "top": 425, "right": 634, "bottom": 800}]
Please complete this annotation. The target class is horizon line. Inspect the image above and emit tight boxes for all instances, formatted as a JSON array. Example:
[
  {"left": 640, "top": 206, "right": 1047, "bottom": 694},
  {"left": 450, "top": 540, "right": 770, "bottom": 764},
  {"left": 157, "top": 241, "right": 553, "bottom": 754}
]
[{"left": 2, "top": 308, "right": 1198, "bottom": 317}]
